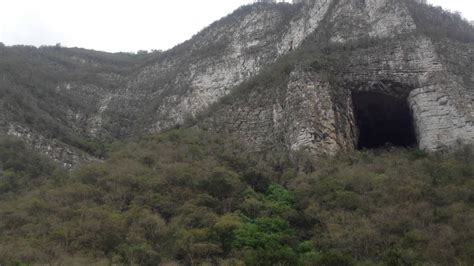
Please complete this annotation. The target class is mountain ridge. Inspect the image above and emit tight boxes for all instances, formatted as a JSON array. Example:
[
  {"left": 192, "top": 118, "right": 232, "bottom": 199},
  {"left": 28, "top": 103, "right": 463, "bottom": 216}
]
[{"left": 0, "top": 0, "right": 473, "bottom": 167}]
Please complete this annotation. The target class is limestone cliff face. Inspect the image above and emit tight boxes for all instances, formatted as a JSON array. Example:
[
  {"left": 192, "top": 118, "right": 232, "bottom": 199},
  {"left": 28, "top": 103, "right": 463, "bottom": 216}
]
[
  {"left": 203, "top": 69, "right": 356, "bottom": 156},
  {"left": 0, "top": 4, "right": 301, "bottom": 165},
  {"left": 341, "top": 36, "right": 473, "bottom": 151},
  {"left": 6, "top": 124, "right": 96, "bottom": 168},
  {"left": 77, "top": 0, "right": 420, "bottom": 137},
  {"left": 329, "top": 0, "right": 417, "bottom": 42},
  {"left": 0, "top": 0, "right": 473, "bottom": 166},
  {"left": 70, "top": 4, "right": 304, "bottom": 137},
  {"left": 413, "top": 40, "right": 474, "bottom": 150},
  {"left": 1, "top": 1, "right": 334, "bottom": 164},
  {"left": 203, "top": 0, "right": 474, "bottom": 154}
]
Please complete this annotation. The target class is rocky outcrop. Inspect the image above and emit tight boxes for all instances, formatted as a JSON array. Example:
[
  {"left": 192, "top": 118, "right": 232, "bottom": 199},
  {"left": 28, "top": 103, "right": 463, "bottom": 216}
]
[
  {"left": 130, "top": 3, "right": 315, "bottom": 132},
  {"left": 6, "top": 124, "right": 96, "bottom": 169},
  {"left": 203, "top": 9, "right": 474, "bottom": 154},
  {"left": 203, "top": 69, "right": 356, "bottom": 156},
  {"left": 329, "top": 0, "right": 417, "bottom": 43}
]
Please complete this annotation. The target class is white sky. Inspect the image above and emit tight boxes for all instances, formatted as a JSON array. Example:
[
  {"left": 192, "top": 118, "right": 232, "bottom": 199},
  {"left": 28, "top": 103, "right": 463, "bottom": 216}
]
[{"left": 0, "top": 0, "right": 472, "bottom": 53}]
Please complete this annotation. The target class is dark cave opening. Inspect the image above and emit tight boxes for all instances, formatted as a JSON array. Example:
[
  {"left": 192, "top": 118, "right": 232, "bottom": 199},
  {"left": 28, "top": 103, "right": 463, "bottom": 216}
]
[{"left": 352, "top": 91, "right": 417, "bottom": 149}]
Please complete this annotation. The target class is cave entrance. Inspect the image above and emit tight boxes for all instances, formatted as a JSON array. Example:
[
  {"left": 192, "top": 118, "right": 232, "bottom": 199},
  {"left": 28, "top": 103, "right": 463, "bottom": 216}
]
[{"left": 352, "top": 91, "right": 416, "bottom": 149}]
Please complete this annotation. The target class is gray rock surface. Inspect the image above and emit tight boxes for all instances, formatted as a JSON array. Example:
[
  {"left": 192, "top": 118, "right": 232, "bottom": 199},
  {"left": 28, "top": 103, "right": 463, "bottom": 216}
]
[
  {"left": 203, "top": 1, "right": 474, "bottom": 155},
  {"left": 0, "top": 0, "right": 472, "bottom": 166}
]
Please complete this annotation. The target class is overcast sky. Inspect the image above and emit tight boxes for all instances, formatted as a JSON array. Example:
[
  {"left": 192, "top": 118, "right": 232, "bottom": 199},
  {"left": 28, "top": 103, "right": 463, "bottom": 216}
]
[{"left": 0, "top": 0, "right": 473, "bottom": 53}]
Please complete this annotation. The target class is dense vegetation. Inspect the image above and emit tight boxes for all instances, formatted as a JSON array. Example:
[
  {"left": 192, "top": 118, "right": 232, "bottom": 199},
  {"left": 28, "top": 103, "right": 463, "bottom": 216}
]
[
  {"left": 0, "top": 129, "right": 473, "bottom": 265},
  {"left": 0, "top": 137, "right": 60, "bottom": 197}
]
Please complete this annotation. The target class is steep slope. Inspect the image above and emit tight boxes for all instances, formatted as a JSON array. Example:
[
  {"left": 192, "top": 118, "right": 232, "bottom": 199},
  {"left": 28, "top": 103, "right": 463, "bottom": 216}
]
[
  {"left": 0, "top": 45, "right": 148, "bottom": 166},
  {"left": 110, "top": 3, "right": 301, "bottom": 133},
  {"left": 1, "top": 0, "right": 473, "bottom": 166},
  {"left": 1, "top": 3, "right": 306, "bottom": 166},
  {"left": 2, "top": 1, "right": 341, "bottom": 166},
  {"left": 202, "top": 0, "right": 474, "bottom": 155}
]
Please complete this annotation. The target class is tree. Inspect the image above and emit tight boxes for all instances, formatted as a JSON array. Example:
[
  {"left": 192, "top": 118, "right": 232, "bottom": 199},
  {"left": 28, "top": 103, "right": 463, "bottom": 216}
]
[
  {"left": 213, "top": 213, "right": 242, "bottom": 255},
  {"left": 233, "top": 217, "right": 298, "bottom": 265}
]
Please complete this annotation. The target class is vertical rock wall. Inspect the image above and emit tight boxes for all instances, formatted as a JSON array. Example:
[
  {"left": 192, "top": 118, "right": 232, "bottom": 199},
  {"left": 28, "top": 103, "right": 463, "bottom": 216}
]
[
  {"left": 205, "top": 35, "right": 474, "bottom": 154},
  {"left": 409, "top": 82, "right": 474, "bottom": 150}
]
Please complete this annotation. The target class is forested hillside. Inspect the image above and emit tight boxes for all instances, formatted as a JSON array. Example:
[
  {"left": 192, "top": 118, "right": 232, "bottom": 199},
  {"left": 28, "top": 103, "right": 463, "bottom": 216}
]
[
  {"left": 1, "top": 129, "right": 473, "bottom": 265},
  {"left": 1, "top": 1, "right": 474, "bottom": 265}
]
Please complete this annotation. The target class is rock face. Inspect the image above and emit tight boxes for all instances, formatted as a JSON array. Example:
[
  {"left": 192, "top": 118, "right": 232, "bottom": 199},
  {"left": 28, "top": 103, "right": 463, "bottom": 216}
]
[
  {"left": 203, "top": 0, "right": 474, "bottom": 155},
  {"left": 0, "top": 0, "right": 473, "bottom": 166},
  {"left": 6, "top": 124, "right": 96, "bottom": 168}
]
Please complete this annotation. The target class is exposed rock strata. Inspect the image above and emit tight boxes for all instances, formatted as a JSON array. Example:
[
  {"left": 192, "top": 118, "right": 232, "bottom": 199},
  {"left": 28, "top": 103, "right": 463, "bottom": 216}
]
[
  {"left": 204, "top": 34, "right": 473, "bottom": 154},
  {"left": 0, "top": 0, "right": 473, "bottom": 166}
]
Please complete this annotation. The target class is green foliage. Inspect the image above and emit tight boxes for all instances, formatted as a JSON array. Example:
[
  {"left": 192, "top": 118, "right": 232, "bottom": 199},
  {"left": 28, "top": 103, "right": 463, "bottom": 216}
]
[
  {"left": 234, "top": 217, "right": 293, "bottom": 248},
  {"left": 290, "top": 146, "right": 474, "bottom": 265},
  {"left": 265, "top": 183, "right": 297, "bottom": 218},
  {"left": 233, "top": 217, "right": 298, "bottom": 265},
  {"left": 0, "top": 129, "right": 473, "bottom": 265}
]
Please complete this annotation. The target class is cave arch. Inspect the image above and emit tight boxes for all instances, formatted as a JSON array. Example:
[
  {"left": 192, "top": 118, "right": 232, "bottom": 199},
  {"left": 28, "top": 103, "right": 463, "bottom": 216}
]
[{"left": 351, "top": 90, "right": 417, "bottom": 149}]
